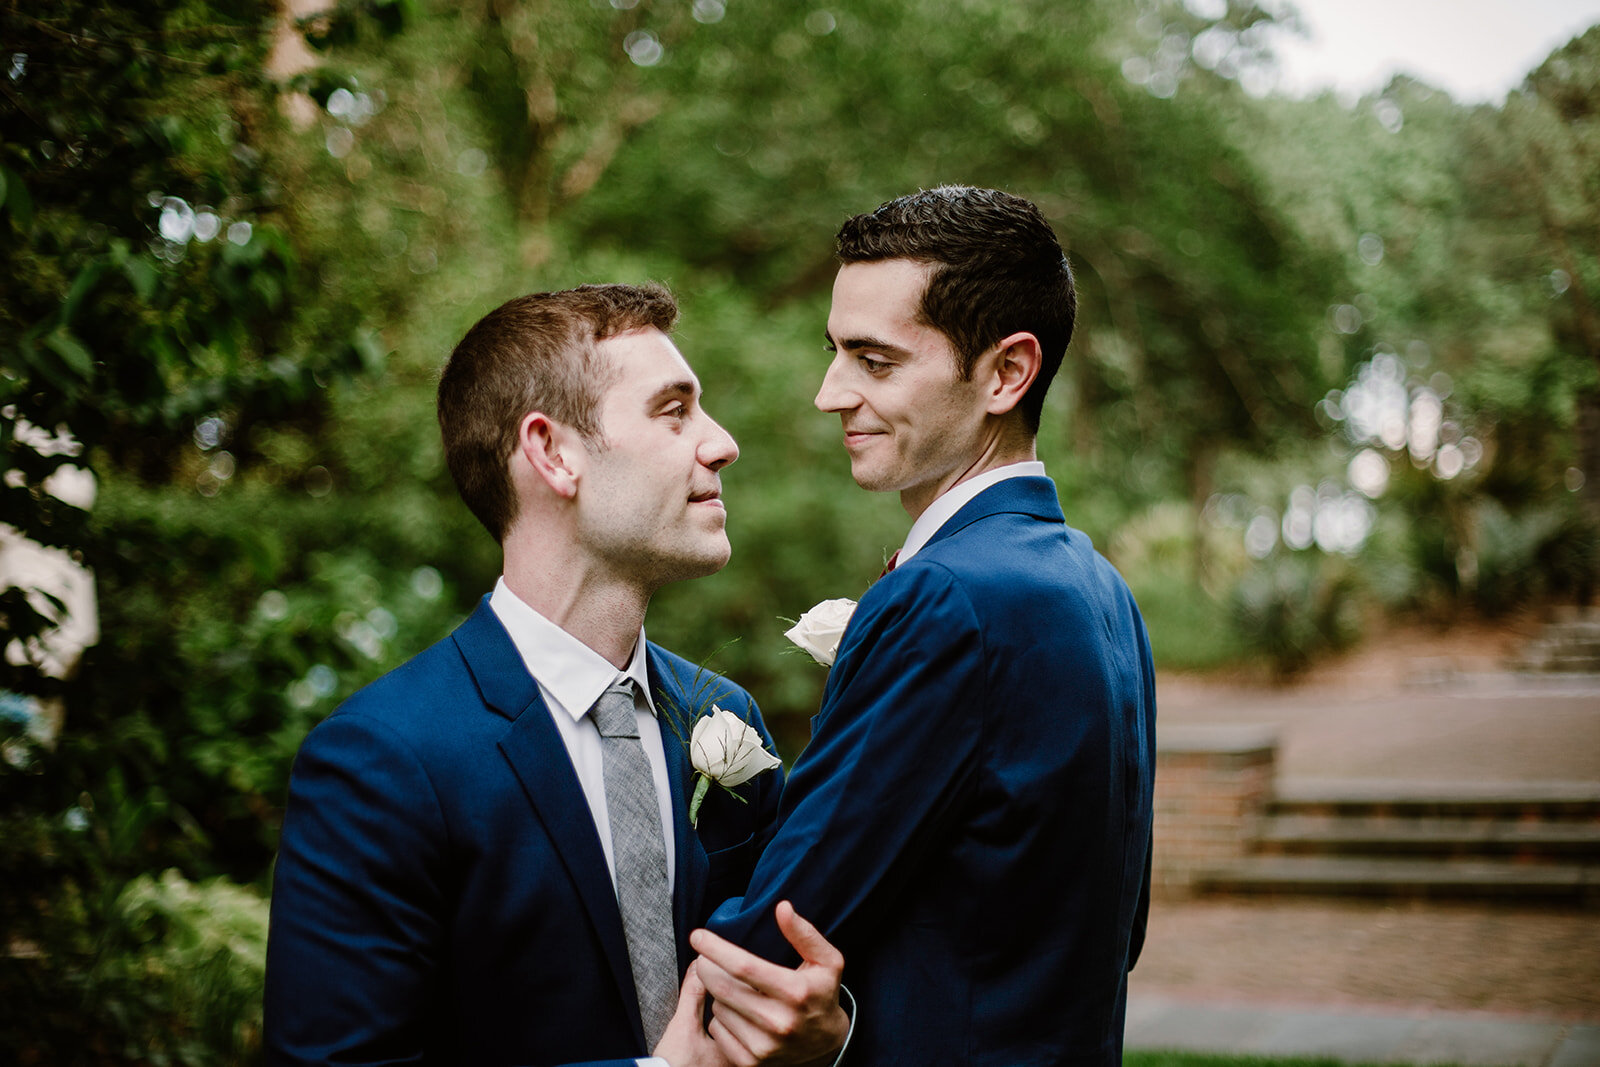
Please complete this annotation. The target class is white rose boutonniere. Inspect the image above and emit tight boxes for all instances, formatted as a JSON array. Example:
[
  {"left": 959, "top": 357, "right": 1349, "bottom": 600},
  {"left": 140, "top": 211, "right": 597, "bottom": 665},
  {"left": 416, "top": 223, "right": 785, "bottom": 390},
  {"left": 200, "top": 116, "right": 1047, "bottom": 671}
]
[
  {"left": 689, "top": 706, "right": 783, "bottom": 826},
  {"left": 783, "top": 597, "right": 857, "bottom": 667}
]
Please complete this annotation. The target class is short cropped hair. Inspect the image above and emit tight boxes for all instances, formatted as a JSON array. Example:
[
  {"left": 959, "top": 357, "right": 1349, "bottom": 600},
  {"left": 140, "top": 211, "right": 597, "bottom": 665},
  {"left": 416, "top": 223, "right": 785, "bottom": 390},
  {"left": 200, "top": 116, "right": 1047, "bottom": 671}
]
[
  {"left": 835, "top": 186, "right": 1076, "bottom": 433},
  {"left": 438, "top": 283, "right": 678, "bottom": 542}
]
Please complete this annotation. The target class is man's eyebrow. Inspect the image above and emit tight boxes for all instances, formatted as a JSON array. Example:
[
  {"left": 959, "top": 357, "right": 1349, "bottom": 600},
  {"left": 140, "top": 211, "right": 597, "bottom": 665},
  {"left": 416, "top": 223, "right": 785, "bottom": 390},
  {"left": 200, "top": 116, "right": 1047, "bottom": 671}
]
[
  {"left": 644, "top": 380, "right": 697, "bottom": 406},
  {"left": 826, "top": 332, "right": 911, "bottom": 356}
]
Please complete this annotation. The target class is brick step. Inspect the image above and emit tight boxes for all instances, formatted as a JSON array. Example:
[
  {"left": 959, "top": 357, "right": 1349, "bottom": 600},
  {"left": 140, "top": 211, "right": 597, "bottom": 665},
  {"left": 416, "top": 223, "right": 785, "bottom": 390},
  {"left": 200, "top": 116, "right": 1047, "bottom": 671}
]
[
  {"left": 1539, "top": 619, "right": 1600, "bottom": 640},
  {"left": 1515, "top": 618, "right": 1600, "bottom": 671},
  {"left": 1519, "top": 652, "right": 1600, "bottom": 672},
  {"left": 1255, "top": 815, "right": 1600, "bottom": 858},
  {"left": 1195, "top": 855, "right": 1600, "bottom": 905},
  {"left": 1268, "top": 780, "right": 1600, "bottom": 822}
]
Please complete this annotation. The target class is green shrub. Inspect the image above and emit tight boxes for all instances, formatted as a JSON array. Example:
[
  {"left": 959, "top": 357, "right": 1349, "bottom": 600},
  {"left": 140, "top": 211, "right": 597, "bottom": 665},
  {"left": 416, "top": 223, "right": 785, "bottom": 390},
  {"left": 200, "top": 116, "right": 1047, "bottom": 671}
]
[
  {"left": 1473, "top": 500, "right": 1598, "bottom": 614},
  {"left": 1229, "top": 554, "right": 1364, "bottom": 678},
  {"left": 98, "top": 871, "right": 269, "bottom": 1065},
  {"left": 1, "top": 870, "right": 267, "bottom": 1066}
]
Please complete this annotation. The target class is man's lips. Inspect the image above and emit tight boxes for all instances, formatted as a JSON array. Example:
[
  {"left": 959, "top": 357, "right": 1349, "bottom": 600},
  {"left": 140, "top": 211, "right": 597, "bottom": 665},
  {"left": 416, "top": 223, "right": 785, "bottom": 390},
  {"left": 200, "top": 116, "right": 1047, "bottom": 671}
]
[
  {"left": 689, "top": 489, "right": 723, "bottom": 508},
  {"left": 843, "top": 428, "right": 883, "bottom": 447}
]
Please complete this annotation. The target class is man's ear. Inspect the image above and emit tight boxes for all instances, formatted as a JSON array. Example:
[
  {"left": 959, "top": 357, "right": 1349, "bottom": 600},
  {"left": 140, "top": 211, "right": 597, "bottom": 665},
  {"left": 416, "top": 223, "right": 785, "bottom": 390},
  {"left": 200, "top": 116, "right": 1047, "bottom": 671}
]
[
  {"left": 517, "top": 412, "right": 582, "bottom": 499},
  {"left": 984, "top": 332, "right": 1042, "bottom": 417}
]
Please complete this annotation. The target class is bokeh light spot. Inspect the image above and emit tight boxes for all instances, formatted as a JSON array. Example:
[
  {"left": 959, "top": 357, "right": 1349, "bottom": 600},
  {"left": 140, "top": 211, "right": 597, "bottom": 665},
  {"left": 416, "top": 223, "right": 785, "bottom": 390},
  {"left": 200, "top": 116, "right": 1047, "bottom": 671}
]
[
  {"left": 805, "top": 10, "right": 836, "bottom": 35},
  {"left": 1373, "top": 98, "right": 1403, "bottom": 133},
  {"left": 326, "top": 126, "right": 355, "bottom": 158},
  {"left": 1357, "top": 232, "right": 1384, "bottom": 266},
  {"left": 258, "top": 590, "right": 290, "bottom": 621},
  {"left": 1244, "top": 514, "right": 1278, "bottom": 559},
  {"left": 411, "top": 565, "right": 444, "bottom": 600},
  {"left": 625, "top": 30, "right": 664, "bottom": 66},
  {"left": 305, "top": 465, "right": 333, "bottom": 497},
  {"left": 1349, "top": 449, "right": 1389, "bottom": 499},
  {"left": 692, "top": 0, "right": 726, "bottom": 23}
]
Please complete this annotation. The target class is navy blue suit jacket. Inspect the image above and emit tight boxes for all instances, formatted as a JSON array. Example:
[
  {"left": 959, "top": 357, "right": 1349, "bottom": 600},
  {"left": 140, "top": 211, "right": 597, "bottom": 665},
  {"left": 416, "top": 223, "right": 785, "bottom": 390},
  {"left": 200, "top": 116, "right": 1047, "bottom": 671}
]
[
  {"left": 708, "top": 477, "right": 1156, "bottom": 1066},
  {"left": 264, "top": 598, "right": 784, "bottom": 1066}
]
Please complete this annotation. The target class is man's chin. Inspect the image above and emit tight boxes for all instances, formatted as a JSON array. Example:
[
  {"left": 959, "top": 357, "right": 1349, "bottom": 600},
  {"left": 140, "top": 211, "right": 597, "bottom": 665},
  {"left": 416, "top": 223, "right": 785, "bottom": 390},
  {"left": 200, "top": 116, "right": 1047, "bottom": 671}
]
[
  {"left": 678, "top": 540, "right": 733, "bottom": 580},
  {"left": 848, "top": 462, "right": 895, "bottom": 494}
]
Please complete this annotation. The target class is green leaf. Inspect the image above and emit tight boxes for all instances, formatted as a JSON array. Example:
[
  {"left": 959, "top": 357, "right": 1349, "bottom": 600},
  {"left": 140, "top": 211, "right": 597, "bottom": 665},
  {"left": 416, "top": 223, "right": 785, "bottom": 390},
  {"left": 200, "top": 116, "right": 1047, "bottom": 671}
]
[
  {"left": 61, "top": 262, "right": 109, "bottom": 327},
  {"left": 350, "top": 330, "right": 388, "bottom": 376},
  {"left": 45, "top": 329, "right": 94, "bottom": 380},
  {"left": 2, "top": 165, "right": 32, "bottom": 229},
  {"left": 120, "top": 254, "right": 160, "bottom": 303}
]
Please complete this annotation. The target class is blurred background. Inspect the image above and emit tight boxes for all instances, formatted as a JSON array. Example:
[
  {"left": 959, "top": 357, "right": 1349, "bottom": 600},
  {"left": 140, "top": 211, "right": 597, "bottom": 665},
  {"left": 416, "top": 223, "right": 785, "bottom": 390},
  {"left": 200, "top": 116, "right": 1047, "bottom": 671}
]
[{"left": 2, "top": 0, "right": 1597, "bottom": 1061}]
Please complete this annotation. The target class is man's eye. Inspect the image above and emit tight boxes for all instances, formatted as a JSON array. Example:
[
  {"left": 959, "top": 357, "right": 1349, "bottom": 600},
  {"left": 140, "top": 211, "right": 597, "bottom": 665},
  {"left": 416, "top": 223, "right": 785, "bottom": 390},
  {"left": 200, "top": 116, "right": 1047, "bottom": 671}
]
[{"left": 860, "top": 356, "right": 890, "bottom": 373}]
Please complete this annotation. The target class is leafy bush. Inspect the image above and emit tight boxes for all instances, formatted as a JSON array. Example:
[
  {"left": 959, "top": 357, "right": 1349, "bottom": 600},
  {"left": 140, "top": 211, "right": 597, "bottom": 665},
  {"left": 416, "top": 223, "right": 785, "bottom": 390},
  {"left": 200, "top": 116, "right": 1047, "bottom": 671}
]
[
  {"left": 98, "top": 871, "right": 269, "bottom": 1065},
  {"left": 2, "top": 869, "right": 268, "bottom": 1066},
  {"left": 1473, "top": 500, "right": 1598, "bottom": 615},
  {"left": 1111, "top": 501, "right": 1250, "bottom": 672},
  {"left": 1229, "top": 554, "right": 1364, "bottom": 678}
]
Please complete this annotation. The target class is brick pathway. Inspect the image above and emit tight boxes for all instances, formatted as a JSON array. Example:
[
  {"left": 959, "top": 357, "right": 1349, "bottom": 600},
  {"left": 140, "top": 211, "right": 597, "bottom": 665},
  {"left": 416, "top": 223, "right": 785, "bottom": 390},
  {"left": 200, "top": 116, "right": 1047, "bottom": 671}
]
[
  {"left": 1130, "top": 898, "right": 1600, "bottom": 1019},
  {"left": 1133, "top": 626, "right": 1600, "bottom": 1062}
]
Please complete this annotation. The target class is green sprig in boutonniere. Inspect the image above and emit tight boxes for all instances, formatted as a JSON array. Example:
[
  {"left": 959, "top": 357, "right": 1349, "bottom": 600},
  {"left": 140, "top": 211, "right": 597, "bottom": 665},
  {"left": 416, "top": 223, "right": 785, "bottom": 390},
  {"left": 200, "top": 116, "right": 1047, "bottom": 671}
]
[{"left": 658, "top": 645, "right": 781, "bottom": 827}]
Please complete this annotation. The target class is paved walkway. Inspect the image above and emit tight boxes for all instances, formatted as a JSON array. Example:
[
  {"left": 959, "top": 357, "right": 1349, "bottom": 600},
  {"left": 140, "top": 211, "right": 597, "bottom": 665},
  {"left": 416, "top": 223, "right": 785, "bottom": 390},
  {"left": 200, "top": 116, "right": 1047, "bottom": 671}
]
[
  {"left": 1137, "top": 633, "right": 1600, "bottom": 1066},
  {"left": 1127, "top": 991, "right": 1600, "bottom": 1066}
]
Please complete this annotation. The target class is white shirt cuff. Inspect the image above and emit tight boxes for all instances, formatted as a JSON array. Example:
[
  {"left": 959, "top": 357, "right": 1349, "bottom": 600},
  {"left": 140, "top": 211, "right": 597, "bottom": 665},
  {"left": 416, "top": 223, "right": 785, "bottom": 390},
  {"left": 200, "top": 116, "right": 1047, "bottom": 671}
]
[{"left": 637, "top": 1059, "right": 671, "bottom": 1067}]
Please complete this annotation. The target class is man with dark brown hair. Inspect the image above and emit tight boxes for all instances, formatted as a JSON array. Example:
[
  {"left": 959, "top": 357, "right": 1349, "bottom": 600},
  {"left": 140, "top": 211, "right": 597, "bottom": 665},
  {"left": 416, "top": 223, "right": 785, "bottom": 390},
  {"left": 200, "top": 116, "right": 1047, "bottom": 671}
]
[
  {"left": 706, "top": 188, "right": 1156, "bottom": 1065},
  {"left": 265, "top": 284, "right": 847, "bottom": 1067}
]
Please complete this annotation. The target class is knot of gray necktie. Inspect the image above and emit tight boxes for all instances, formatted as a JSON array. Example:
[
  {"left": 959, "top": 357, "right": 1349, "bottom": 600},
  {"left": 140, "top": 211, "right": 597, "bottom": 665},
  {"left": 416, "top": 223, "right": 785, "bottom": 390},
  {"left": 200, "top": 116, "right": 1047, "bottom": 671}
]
[{"left": 592, "top": 679, "right": 642, "bottom": 739}]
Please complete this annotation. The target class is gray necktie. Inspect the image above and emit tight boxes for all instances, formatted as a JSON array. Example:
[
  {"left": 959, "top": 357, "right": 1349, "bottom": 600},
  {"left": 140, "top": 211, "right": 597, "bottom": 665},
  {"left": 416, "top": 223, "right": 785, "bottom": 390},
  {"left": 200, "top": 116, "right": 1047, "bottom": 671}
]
[{"left": 591, "top": 678, "right": 677, "bottom": 1050}]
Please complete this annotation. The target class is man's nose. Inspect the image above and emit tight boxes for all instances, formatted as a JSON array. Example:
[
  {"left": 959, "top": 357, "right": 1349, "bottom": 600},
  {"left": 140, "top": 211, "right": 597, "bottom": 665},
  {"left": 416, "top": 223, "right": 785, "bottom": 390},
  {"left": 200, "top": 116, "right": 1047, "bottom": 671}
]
[
  {"left": 814, "top": 354, "right": 855, "bottom": 413},
  {"left": 699, "top": 412, "right": 739, "bottom": 471}
]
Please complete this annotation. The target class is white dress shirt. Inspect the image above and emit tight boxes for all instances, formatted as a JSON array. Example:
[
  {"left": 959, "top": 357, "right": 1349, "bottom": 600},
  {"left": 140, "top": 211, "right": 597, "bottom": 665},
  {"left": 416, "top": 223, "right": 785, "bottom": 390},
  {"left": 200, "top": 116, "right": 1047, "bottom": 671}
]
[
  {"left": 896, "top": 460, "right": 1047, "bottom": 565},
  {"left": 489, "top": 578, "right": 676, "bottom": 892}
]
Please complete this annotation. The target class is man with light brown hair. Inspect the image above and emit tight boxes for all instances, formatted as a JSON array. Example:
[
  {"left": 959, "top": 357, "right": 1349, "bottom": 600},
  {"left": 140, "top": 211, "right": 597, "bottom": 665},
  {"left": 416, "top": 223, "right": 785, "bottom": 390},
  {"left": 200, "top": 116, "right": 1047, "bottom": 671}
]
[{"left": 266, "top": 284, "right": 847, "bottom": 1067}]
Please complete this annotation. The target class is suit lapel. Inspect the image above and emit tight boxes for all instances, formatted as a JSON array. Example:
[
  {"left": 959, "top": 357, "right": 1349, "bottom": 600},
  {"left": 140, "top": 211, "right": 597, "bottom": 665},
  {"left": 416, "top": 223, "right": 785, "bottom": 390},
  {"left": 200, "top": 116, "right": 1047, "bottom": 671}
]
[
  {"left": 452, "top": 598, "right": 646, "bottom": 1051},
  {"left": 647, "top": 644, "right": 709, "bottom": 973}
]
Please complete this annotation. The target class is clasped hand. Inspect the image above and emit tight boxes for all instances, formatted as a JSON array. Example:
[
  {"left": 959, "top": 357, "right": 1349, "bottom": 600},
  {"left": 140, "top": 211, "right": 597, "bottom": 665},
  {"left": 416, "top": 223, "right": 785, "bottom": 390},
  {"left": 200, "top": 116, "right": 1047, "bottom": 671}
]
[{"left": 653, "top": 901, "right": 848, "bottom": 1067}]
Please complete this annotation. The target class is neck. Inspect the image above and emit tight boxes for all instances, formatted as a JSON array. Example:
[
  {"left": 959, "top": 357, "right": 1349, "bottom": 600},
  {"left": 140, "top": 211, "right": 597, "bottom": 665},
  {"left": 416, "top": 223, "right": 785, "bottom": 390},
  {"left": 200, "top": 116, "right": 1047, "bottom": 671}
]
[
  {"left": 900, "top": 430, "right": 1037, "bottom": 521},
  {"left": 501, "top": 529, "right": 651, "bottom": 670}
]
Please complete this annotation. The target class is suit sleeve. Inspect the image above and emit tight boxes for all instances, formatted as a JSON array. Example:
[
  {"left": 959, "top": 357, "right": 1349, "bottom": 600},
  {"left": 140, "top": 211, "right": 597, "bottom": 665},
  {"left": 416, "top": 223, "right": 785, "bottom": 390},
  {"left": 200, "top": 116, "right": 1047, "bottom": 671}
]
[
  {"left": 263, "top": 713, "right": 643, "bottom": 1067},
  {"left": 706, "top": 564, "right": 985, "bottom": 964},
  {"left": 264, "top": 713, "right": 452, "bottom": 1065}
]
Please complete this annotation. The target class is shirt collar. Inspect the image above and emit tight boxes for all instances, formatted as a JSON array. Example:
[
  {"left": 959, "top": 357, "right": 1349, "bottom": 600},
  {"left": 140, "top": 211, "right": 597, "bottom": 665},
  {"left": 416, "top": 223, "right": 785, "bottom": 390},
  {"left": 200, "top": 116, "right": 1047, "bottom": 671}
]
[
  {"left": 898, "top": 460, "right": 1046, "bottom": 565},
  {"left": 489, "top": 577, "right": 655, "bottom": 723}
]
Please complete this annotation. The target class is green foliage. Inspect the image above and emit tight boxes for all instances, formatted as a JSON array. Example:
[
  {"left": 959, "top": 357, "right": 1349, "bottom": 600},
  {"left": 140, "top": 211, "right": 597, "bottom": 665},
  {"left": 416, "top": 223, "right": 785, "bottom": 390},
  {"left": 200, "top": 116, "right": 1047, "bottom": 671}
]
[
  {"left": 0, "top": 1, "right": 400, "bottom": 1058},
  {"left": 3, "top": 869, "right": 267, "bottom": 1066},
  {"left": 1230, "top": 553, "right": 1364, "bottom": 678},
  {"left": 1111, "top": 502, "right": 1248, "bottom": 671}
]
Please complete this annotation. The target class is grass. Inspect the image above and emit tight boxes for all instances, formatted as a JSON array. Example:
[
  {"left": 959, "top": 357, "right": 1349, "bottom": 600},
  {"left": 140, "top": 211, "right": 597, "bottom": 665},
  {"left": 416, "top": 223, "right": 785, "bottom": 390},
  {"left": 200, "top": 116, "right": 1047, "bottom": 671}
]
[{"left": 1128, "top": 1053, "right": 1466, "bottom": 1067}]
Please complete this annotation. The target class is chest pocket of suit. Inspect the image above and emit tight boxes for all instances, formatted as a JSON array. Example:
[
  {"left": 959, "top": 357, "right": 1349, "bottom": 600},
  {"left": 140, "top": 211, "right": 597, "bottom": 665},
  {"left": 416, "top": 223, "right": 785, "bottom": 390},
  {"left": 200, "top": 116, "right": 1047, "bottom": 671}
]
[{"left": 702, "top": 830, "right": 758, "bottom": 908}]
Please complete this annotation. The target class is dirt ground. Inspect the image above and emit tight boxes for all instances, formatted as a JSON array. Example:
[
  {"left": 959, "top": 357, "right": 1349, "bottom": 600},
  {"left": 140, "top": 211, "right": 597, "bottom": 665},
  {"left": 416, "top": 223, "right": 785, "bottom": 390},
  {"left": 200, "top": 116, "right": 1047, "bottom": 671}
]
[{"left": 1137, "top": 613, "right": 1600, "bottom": 1021}]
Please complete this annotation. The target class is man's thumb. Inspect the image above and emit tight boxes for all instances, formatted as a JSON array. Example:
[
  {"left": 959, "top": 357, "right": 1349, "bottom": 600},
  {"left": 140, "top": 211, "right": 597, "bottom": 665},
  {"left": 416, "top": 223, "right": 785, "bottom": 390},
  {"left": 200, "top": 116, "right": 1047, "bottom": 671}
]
[
  {"left": 776, "top": 900, "right": 844, "bottom": 970},
  {"left": 676, "top": 959, "right": 709, "bottom": 1014}
]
